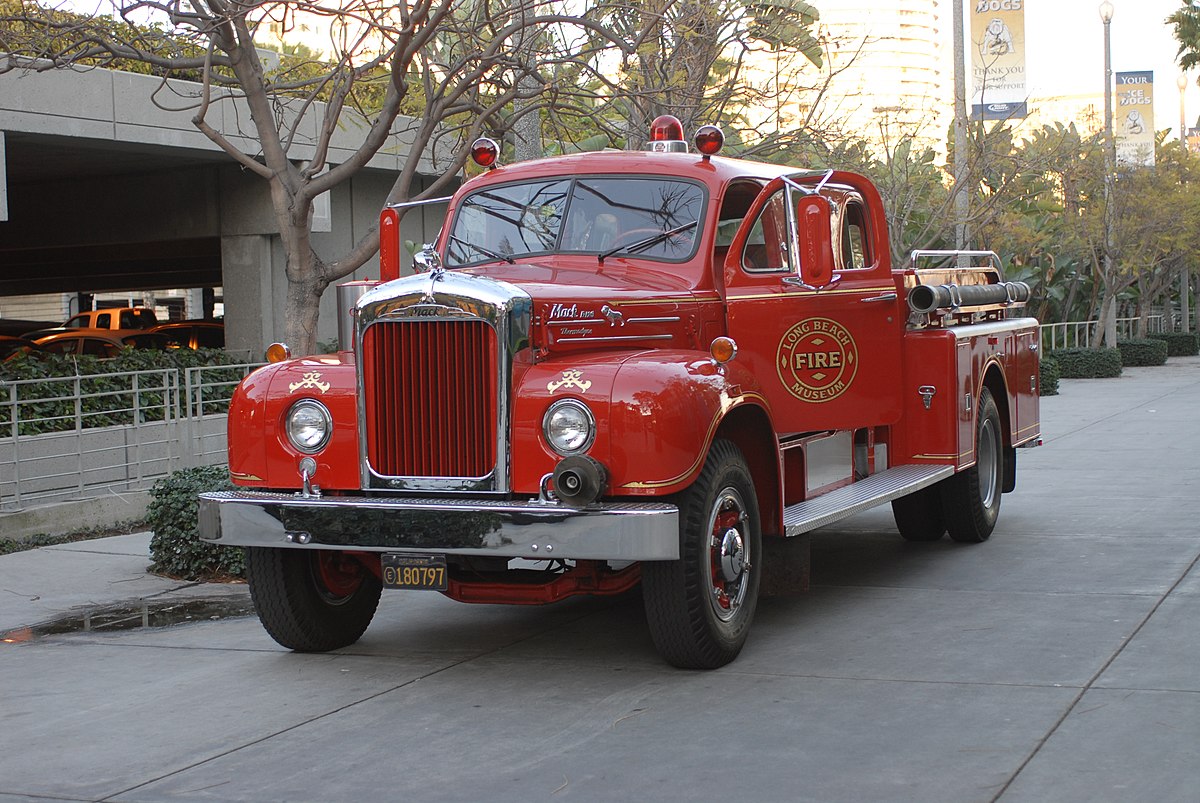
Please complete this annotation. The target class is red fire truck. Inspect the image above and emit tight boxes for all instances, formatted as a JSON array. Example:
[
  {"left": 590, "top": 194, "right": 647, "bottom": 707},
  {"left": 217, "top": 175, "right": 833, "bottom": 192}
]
[{"left": 199, "top": 117, "right": 1041, "bottom": 669}]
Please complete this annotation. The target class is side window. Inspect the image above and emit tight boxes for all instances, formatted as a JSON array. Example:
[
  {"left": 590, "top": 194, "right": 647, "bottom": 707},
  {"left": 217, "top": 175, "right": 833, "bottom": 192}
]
[
  {"left": 841, "top": 201, "right": 871, "bottom": 270},
  {"left": 160, "top": 328, "right": 189, "bottom": 347},
  {"left": 95, "top": 313, "right": 111, "bottom": 329},
  {"left": 197, "top": 328, "right": 224, "bottom": 348},
  {"left": 741, "top": 191, "right": 792, "bottom": 273},
  {"left": 715, "top": 180, "right": 763, "bottom": 261},
  {"left": 82, "top": 338, "right": 115, "bottom": 357},
  {"left": 65, "top": 314, "right": 87, "bottom": 328},
  {"left": 41, "top": 339, "right": 74, "bottom": 354}
]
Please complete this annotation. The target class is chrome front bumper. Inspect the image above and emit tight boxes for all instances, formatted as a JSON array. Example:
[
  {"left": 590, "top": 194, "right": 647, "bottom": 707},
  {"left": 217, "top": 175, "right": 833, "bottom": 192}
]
[{"left": 198, "top": 491, "right": 680, "bottom": 561}]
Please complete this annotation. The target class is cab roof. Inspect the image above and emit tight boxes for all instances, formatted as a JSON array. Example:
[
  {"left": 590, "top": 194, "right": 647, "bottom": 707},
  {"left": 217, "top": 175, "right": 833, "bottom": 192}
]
[{"left": 459, "top": 149, "right": 802, "bottom": 192}]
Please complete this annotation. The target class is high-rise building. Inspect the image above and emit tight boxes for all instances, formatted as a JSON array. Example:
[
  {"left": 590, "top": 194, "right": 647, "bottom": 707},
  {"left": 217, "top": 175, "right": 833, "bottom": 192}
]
[{"left": 798, "top": 1, "right": 950, "bottom": 148}]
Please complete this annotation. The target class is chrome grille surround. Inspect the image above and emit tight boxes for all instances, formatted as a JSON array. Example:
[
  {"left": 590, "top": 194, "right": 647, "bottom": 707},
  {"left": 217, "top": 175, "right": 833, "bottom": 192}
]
[{"left": 355, "top": 272, "right": 531, "bottom": 493}]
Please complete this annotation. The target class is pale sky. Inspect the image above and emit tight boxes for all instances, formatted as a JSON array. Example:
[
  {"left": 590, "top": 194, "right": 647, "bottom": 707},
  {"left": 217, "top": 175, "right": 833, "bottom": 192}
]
[{"left": 946, "top": 0, "right": 1196, "bottom": 137}]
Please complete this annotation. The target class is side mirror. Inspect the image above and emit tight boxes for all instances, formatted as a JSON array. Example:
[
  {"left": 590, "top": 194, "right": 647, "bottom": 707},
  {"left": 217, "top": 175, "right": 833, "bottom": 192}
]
[{"left": 795, "top": 195, "right": 834, "bottom": 288}]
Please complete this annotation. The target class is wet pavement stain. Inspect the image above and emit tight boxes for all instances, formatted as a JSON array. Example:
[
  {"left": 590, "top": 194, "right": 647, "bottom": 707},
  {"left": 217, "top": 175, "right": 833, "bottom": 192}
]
[{"left": 1, "top": 597, "right": 256, "bottom": 643}]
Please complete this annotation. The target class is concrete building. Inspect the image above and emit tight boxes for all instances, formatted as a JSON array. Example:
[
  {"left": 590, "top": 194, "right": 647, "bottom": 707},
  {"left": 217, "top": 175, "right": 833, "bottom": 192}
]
[
  {"left": 1020, "top": 92, "right": 1105, "bottom": 137},
  {"left": 0, "top": 60, "right": 447, "bottom": 355}
]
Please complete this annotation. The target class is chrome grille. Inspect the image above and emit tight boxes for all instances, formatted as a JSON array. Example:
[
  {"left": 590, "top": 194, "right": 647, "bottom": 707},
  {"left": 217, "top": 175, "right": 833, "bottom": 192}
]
[{"left": 361, "top": 319, "right": 497, "bottom": 479}]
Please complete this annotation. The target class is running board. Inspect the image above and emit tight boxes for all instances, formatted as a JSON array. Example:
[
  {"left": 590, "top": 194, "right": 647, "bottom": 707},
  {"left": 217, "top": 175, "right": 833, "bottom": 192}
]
[{"left": 782, "top": 464, "right": 955, "bottom": 537}]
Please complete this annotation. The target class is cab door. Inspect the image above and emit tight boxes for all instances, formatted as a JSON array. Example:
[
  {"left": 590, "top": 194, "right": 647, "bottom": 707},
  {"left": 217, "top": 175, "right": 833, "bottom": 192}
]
[{"left": 724, "top": 174, "right": 903, "bottom": 435}]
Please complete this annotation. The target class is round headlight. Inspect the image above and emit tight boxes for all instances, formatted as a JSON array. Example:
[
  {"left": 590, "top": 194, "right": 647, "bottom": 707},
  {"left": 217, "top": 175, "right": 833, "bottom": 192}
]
[
  {"left": 286, "top": 399, "right": 332, "bottom": 453},
  {"left": 543, "top": 399, "right": 595, "bottom": 456}
]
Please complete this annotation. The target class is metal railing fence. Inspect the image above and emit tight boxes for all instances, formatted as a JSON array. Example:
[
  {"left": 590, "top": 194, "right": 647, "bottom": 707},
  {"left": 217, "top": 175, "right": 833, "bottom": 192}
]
[
  {"left": 1039, "top": 316, "right": 1164, "bottom": 351},
  {"left": 1, "top": 363, "right": 261, "bottom": 512}
]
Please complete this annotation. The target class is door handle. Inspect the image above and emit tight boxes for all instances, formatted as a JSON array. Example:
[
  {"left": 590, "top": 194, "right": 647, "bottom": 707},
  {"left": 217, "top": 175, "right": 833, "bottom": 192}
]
[{"left": 861, "top": 293, "right": 898, "bottom": 303}]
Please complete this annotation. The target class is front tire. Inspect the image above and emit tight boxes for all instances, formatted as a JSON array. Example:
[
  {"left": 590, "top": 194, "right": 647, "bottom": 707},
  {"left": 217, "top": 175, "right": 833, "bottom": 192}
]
[
  {"left": 246, "top": 547, "right": 382, "bottom": 652},
  {"left": 642, "top": 439, "right": 762, "bottom": 669},
  {"left": 941, "top": 388, "right": 1004, "bottom": 543}
]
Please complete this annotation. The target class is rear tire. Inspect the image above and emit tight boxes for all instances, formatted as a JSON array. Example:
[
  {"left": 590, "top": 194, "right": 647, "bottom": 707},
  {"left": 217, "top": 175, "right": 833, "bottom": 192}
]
[
  {"left": 642, "top": 439, "right": 762, "bottom": 669},
  {"left": 892, "top": 485, "right": 946, "bottom": 541},
  {"left": 246, "top": 547, "right": 382, "bottom": 652},
  {"left": 941, "top": 388, "right": 1004, "bottom": 543}
]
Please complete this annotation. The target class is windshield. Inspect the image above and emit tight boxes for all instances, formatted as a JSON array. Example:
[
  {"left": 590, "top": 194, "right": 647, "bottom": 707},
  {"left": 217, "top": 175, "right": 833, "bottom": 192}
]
[{"left": 446, "top": 176, "right": 705, "bottom": 266}]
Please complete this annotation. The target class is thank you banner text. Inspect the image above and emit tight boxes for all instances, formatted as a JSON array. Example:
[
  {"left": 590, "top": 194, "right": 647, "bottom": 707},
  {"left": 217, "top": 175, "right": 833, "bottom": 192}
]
[{"left": 971, "top": 0, "right": 1028, "bottom": 120}]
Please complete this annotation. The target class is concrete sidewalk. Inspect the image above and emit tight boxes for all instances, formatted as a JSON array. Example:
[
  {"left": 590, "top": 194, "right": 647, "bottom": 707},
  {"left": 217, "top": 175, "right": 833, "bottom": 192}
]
[
  {"left": 1, "top": 358, "right": 1198, "bottom": 802},
  {"left": 0, "top": 532, "right": 247, "bottom": 637}
]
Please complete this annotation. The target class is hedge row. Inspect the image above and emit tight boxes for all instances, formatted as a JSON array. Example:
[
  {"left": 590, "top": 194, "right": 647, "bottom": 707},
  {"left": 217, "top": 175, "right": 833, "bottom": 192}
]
[
  {"left": 0, "top": 348, "right": 248, "bottom": 436},
  {"left": 1148, "top": 332, "right": 1200, "bottom": 357},
  {"left": 1116, "top": 338, "right": 1168, "bottom": 367},
  {"left": 1044, "top": 347, "right": 1123, "bottom": 378},
  {"left": 1038, "top": 358, "right": 1060, "bottom": 396}
]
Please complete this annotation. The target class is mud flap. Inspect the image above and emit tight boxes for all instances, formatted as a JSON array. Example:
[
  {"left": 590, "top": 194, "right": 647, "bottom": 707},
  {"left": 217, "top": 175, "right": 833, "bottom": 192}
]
[{"left": 1003, "top": 445, "right": 1017, "bottom": 493}]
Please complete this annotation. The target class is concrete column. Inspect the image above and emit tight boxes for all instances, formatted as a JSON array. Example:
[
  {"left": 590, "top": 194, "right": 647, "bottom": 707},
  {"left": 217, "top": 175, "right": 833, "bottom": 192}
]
[{"left": 220, "top": 234, "right": 275, "bottom": 361}]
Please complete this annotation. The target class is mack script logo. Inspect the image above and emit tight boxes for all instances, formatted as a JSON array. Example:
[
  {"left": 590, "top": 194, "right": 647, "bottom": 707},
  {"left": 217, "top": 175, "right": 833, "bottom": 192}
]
[{"left": 776, "top": 318, "right": 858, "bottom": 403}]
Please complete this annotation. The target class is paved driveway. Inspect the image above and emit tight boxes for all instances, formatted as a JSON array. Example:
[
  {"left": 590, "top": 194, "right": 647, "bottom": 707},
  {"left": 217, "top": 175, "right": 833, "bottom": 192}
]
[{"left": 2, "top": 359, "right": 1198, "bottom": 802}]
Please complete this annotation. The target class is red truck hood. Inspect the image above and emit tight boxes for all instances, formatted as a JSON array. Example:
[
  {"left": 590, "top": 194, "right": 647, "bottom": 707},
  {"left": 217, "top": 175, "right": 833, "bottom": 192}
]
[{"left": 460, "top": 260, "right": 701, "bottom": 300}]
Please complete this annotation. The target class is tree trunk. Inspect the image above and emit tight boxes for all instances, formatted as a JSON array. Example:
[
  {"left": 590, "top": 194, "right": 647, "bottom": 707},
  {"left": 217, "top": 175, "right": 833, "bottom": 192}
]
[
  {"left": 512, "top": 80, "right": 544, "bottom": 162},
  {"left": 283, "top": 261, "right": 327, "bottom": 356},
  {"left": 1137, "top": 275, "right": 1151, "bottom": 337},
  {"left": 1181, "top": 261, "right": 1191, "bottom": 334},
  {"left": 1096, "top": 289, "right": 1118, "bottom": 348}
]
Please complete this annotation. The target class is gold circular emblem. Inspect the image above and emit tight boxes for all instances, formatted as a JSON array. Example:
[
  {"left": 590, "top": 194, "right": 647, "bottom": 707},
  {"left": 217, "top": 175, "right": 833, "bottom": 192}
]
[{"left": 776, "top": 317, "right": 858, "bottom": 403}]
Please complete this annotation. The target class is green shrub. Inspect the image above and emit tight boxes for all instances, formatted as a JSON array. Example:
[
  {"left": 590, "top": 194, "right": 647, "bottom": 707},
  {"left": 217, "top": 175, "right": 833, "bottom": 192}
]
[
  {"left": 147, "top": 465, "right": 244, "bottom": 580},
  {"left": 1148, "top": 332, "right": 1200, "bottom": 357},
  {"left": 1047, "top": 347, "right": 1123, "bottom": 378},
  {"left": 1039, "top": 356, "right": 1060, "bottom": 396},
  {"left": 1116, "top": 338, "right": 1169, "bottom": 367}
]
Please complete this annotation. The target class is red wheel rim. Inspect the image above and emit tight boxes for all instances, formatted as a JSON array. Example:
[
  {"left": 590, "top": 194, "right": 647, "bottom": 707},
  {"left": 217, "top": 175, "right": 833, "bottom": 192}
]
[
  {"left": 706, "top": 489, "right": 750, "bottom": 622},
  {"left": 312, "top": 552, "right": 365, "bottom": 600}
]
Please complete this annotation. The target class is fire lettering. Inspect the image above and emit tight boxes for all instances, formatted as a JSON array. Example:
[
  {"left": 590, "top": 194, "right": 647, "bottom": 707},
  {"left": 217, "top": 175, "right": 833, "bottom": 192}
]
[{"left": 792, "top": 351, "right": 843, "bottom": 370}]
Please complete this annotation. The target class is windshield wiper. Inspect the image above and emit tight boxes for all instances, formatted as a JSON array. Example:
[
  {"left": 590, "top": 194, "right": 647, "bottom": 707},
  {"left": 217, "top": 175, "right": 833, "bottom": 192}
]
[
  {"left": 448, "top": 234, "right": 516, "bottom": 264},
  {"left": 599, "top": 221, "right": 698, "bottom": 262}
]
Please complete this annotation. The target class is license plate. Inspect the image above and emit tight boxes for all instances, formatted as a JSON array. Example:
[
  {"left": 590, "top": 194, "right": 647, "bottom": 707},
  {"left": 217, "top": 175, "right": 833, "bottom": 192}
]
[{"left": 381, "top": 554, "right": 448, "bottom": 591}]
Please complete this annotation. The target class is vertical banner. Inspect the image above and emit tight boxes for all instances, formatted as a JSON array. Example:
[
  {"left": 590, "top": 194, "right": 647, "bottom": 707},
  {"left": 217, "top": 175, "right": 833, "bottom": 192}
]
[
  {"left": 971, "top": 0, "right": 1028, "bottom": 120},
  {"left": 1115, "top": 71, "right": 1156, "bottom": 167}
]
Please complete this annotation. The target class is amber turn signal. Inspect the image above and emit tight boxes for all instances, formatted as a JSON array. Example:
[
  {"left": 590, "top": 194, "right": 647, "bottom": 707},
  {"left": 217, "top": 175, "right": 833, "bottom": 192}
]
[
  {"left": 265, "top": 342, "right": 292, "bottom": 363},
  {"left": 710, "top": 336, "right": 738, "bottom": 364}
]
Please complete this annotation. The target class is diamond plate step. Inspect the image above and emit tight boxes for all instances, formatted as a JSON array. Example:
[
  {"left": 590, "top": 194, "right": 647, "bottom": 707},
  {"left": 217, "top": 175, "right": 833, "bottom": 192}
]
[{"left": 782, "top": 464, "right": 955, "bottom": 537}]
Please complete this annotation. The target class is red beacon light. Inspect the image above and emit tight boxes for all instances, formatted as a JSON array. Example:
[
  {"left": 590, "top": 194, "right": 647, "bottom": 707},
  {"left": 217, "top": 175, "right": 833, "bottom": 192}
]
[
  {"left": 647, "top": 115, "right": 688, "bottom": 153},
  {"left": 470, "top": 137, "right": 500, "bottom": 169},
  {"left": 694, "top": 125, "right": 724, "bottom": 158}
]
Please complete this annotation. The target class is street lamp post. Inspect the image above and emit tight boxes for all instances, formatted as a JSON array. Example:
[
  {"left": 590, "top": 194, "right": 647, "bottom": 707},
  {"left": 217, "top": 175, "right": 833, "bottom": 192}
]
[
  {"left": 1179, "top": 73, "right": 1189, "bottom": 153},
  {"left": 1100, "top": 1, "right": 1117, "bottom": 348},
  {"left": 953, "top": 0, "right": 969, "bottom": 253},
  {"left": 1179, "top": 76, "right": 1192, "bottom": 334}
]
